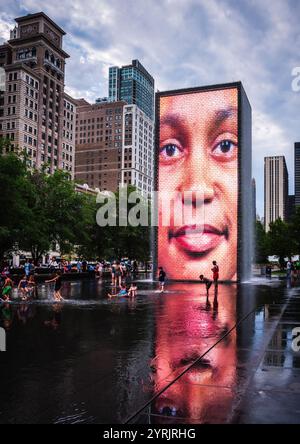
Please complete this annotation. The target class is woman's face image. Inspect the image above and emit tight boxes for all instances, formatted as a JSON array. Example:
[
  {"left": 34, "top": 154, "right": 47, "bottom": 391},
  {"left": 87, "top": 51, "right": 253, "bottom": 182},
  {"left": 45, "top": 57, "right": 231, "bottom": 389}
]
[{"left": 158, "top": 88, "right": 238, "bottom": 281}]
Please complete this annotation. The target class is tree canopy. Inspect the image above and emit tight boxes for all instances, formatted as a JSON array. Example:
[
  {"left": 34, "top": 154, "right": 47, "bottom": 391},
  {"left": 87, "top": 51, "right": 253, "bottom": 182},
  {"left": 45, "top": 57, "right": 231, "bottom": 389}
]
[
  {"left": 0, "top": 141, "right": 151, "bottom": 263},
  {"left": 256, "top": 214, "right": 300, "bottom": 267}
]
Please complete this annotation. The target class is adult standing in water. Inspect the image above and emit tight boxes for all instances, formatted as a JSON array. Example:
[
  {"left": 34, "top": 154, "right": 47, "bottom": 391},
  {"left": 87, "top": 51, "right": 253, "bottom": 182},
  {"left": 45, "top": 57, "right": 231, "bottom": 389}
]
[
  {"left": 114, "top": 260, "right": 123, "bottom": 287},
  {"left": 111, "top": 261, "right": 116, "bottom": 286},
  {"left": 24, "top": 259, "right": 34, "bottom": 278}
]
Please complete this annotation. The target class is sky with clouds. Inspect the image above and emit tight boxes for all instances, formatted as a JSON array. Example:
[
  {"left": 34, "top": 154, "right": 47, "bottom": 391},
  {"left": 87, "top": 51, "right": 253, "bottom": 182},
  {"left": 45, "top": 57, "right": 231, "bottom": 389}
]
[{"left": 1, "top": 0, "right": 300, "bottom": 216}]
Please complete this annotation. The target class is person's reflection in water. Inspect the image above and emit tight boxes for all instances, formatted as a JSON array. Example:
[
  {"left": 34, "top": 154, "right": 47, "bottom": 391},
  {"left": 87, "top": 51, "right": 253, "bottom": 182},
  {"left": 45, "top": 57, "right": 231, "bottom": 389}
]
[
  {"left": 17, "top": 302, "right": 35, "bottom": 325},
  {"left": 212, "top": 286, "right": 219, "bottom": 321},
  {"left": 1, "top": 302, "right": 13, "bottom": 330},
  {"left": 205, "top": 294, "right": 211, "bottom": 311},
  {"left": 150, "top": 283, "right": 237, "bottom": 423},
  {"left": 44, "top": 303, "right": 62, "bottom": 330},
  {"left": 205, "top": 285, "right": 219, "bottom": 319},
  {"left": 286, "top": 274, "right": 296, "bottom": 289},
  {"left": 127, "top": 296, "right": 137, "bottom": 312}
]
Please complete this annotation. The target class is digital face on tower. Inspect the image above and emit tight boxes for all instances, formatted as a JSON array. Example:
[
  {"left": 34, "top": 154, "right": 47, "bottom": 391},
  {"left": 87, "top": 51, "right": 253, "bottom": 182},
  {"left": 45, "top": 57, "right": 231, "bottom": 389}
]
[{"left": 157, "top": 87, "right": 238, "bottom": 281}]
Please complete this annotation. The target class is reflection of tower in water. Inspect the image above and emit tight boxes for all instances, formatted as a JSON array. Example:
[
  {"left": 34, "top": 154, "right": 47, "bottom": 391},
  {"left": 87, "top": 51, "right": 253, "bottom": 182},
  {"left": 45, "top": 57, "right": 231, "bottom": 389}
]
[{"left": 149, "top": 283, "right": 237, "bottom": 423}]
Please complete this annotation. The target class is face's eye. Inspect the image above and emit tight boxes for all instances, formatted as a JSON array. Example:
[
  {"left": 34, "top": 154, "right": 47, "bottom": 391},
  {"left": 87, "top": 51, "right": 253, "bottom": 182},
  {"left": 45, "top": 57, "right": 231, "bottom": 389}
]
[
  {"left": 212, "top": 139, "right": 237, "bottom": 161},
  {"left": 159, "top": 141, "right": 184, "bottom": 163},
  {"left": 164, "top": 144, "right": 177, "bottom": 157}
]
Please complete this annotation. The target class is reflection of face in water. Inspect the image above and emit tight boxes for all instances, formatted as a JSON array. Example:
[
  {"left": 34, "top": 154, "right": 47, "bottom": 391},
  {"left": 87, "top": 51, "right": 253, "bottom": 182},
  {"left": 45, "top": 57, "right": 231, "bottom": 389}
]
[
  {"left": 158, "top": 88, "right": 238, "bottom": 281},
  {"left": 151, "top": 284, "right": 236, "bottom": 423}
]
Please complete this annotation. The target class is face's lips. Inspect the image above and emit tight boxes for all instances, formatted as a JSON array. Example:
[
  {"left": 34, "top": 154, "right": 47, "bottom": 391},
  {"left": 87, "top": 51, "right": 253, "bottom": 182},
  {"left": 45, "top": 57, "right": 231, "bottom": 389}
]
[{"left": 169, "top": 224, "right": 229, "bottom": 256}]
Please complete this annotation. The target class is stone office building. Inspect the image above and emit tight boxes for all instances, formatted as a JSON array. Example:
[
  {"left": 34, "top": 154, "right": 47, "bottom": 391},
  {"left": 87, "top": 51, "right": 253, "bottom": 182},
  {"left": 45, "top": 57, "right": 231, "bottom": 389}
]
[{"left": 0, "top": 12, "right": 75, "bottom": 175}]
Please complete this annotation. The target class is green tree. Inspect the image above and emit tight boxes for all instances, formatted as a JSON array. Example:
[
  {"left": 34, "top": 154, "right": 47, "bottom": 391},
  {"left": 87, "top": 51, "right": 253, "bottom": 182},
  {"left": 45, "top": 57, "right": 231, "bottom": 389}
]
[
  {"left": 18, "top": 169, "right": 94, "bottom": 263},
  {"left": 113, "top": 185, "right": 151, "bottom": 262},
  {"left": 0, "top": 142, "right": 31, "bottom": 261},
  {"left": 290, "top": 206, "right": 300, "bottom": 257},
  {"left": 85, "top": 185, "right": 151, "bottom": 262},
  {"left": 0, "top": 141, "right": 151, "bottom": 264},
  {"left": 75, "top": 195, "right": 107, "bottom": 260},
  {"left": 267, "top": 218, "right": 292, "bottom": 268}
]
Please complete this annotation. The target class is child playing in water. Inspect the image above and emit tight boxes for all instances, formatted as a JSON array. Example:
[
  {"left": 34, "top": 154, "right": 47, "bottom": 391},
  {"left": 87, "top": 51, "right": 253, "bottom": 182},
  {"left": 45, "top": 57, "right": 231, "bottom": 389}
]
[
  {"left": 107, "top": 283, "right": 128, "bottom": 298},
  {"left": 199, "top": 274, "right": 212, "bottom": 296},
  {"left": 128, "top": 283, "right": 137, "bottom": 298},
  {"left": 18, "top": 275, "right": 29, "bottom": 301},
  {"left": 1, "top": 275, "right": 13, "bottom": 301},
  {"left": 27, "top": 275, "right": 37, "bottom": 299},
  {"left": 45, "top": 271, "right": 64, "bottom": 301},
  {"left": 158, "top": 267, "right": 166, "bottom": 292}
]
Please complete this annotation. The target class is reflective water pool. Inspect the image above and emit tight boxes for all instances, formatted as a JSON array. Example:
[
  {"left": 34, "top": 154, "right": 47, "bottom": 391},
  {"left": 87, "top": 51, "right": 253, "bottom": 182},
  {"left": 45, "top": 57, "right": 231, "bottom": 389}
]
[{"left": 0, "top": 277, "right": 299, "bottom": 424}]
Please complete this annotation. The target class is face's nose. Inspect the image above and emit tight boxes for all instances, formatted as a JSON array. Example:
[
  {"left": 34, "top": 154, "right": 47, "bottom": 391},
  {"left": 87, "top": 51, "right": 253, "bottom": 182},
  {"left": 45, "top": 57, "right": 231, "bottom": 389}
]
[
  {"left": 178, "top": 146, "right": 215, "bottom": 207},
  {"left": 180, "top": 187, "right": 214, "bottom": 208}
]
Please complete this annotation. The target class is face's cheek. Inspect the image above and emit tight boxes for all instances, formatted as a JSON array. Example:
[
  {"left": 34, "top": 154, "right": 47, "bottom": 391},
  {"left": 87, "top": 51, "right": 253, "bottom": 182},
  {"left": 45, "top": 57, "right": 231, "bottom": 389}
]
[
  {"left": 158, "top": 226, "right": 168, "bottom": 268},
  {"left": 158, "top": 166, "right": 185, "bottom": 276},
  {"left": 159, "top": 162, "right": 185, "bottom": 193},
  {"left": 211, "top": 163, "right": 238, "bottom": 278}
]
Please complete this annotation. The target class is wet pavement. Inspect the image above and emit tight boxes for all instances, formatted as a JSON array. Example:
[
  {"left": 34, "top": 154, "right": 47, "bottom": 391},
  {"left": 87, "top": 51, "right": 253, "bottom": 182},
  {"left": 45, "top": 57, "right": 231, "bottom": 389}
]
[{"left": 0, "top": 276, "right": 299, "bottom": 424}]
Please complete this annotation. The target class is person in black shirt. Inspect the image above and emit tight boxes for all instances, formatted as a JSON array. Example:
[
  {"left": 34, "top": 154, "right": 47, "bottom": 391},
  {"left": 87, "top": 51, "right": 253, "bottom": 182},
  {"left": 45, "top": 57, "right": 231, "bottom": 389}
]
[
  {"left": 199, "top": 274, "right": 212, "bottom": 296},
  {"left": 45, "top": 271, "right": 64, "bottom": 301},
  {"left": 158, "top": 267, "right": 166, "bottom": 292}
]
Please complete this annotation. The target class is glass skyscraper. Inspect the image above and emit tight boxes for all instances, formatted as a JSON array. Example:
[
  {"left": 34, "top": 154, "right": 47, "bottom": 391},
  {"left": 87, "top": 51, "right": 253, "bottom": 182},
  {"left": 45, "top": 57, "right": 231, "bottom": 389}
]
[{"left": 108, "top": 59, "right": 154, "bottom": 120}]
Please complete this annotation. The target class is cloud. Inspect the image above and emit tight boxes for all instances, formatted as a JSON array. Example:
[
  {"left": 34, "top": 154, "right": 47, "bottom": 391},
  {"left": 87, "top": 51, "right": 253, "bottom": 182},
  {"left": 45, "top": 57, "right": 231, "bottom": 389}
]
[
  {"left": 1, "top": 0, "right": 299, "bottom": 216},
  {"left": 0, "top": 13, "right": 15, "bottom": 41}
]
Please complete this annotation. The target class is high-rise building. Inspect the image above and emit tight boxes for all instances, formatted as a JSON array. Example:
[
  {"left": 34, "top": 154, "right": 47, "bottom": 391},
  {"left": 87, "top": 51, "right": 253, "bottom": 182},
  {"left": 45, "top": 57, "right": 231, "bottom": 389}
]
[
  {"left": 0, "top": 12, "right": 74, "bottom": 174},
  {"left": 108, "top": 59, "right": 154, "bottom": 120},
  {"left": 75, "top": 99, "right": 126, "bottom": 191},
  {"left": 294, "top": 142, "right": 300, "bottom": 207},
  {"left": 287, "top": 195, "right": 295, "bottom": 221},
  {"left": 264, "top": 156, "right": 288, "bottom": 231},
  {"left": 62, "top": 92, "right": 76, "bottom": 178},
  {"left": 75, "top": 100, "right": 154, "bottom": 195},
  {"left": 122, "top": 104, "right": 154, "bottom": 195}
]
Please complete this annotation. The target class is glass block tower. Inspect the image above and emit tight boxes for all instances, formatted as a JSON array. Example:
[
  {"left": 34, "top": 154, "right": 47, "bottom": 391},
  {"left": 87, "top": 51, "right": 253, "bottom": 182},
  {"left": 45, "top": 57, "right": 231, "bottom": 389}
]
[{"left": 108, "top": 59, "right": 154, "bottom": 120}]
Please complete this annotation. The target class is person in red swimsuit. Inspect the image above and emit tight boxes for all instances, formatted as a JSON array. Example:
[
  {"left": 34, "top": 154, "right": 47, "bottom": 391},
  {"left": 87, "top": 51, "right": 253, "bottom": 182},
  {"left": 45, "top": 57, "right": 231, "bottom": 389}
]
[{"left": 212, "top": 261, "right": 219, "bottom": 286}]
